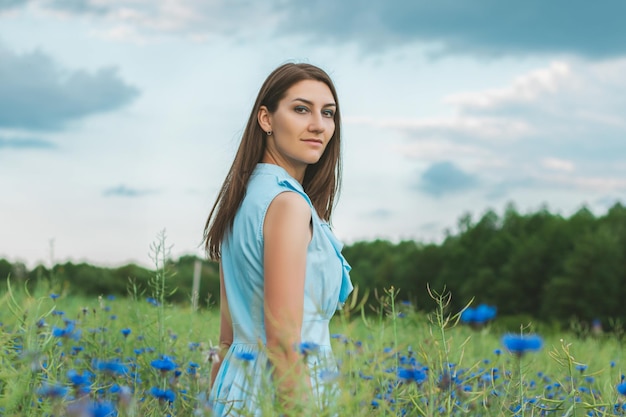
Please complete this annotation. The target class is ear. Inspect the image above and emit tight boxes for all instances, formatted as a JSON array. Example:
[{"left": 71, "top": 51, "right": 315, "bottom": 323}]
[{"left": 257, "top": 106, "right": 272, "bottom": 133}]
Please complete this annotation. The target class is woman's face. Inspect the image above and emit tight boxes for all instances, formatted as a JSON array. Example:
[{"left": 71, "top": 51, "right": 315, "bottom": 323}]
[{"left": 260, "top": 79, "right": 336, "bottom": 178}]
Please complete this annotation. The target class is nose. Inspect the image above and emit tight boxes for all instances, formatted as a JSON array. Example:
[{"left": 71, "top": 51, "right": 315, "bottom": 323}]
[{"left": 308, "top": 113, "right": 326, "bottom": 134}]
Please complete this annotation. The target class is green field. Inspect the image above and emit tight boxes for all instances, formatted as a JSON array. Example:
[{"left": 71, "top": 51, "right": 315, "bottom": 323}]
[{"left": 1, "top": 281, "right": 626, "bottom": 416}]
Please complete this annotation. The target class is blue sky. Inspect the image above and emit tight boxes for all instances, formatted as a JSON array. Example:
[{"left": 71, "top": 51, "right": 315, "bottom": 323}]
[{"left": 1, "top": 0, "right": 625, "bottom": 267}]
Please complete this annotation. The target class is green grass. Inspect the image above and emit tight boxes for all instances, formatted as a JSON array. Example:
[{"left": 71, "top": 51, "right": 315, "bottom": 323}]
[{"left": 1, "top": 278, "right": 626, "bottom": 416}]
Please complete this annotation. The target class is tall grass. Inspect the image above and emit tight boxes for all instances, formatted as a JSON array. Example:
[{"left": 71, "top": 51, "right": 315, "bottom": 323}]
[{"left": 1, "top": 238, "right": 625, "bottom": 415}]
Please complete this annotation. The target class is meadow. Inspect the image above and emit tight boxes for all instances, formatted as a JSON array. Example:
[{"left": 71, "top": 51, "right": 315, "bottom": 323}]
[{"left": 2, "top": 272, "right": 626, "bottom": 417}]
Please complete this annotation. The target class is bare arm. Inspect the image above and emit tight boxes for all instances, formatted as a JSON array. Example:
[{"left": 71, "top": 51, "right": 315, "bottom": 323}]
[
  {"left": 263, "top": 192, "right": 311, "bottom": 409},
  {"left": 210, "top": 262, "right": 233, "bottom": 387}
]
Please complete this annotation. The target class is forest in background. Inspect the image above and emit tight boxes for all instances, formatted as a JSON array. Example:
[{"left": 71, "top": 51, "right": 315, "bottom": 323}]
[{"left": 2, "top": 202, "right": 625, "bottom": 329}]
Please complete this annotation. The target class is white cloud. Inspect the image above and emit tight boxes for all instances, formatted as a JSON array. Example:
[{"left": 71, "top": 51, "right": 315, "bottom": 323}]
[
  {"left": 345, "top": 115, "right": 531, "bottom": 142},
  {"left": 541, "top": 157, "right": 575, "bottom": 172},
  {"left": 544, "top": 174, "right": 626, "bottom": 193},
  {"left": 445, "top": 61, "right": 572, "bottom": 111}
]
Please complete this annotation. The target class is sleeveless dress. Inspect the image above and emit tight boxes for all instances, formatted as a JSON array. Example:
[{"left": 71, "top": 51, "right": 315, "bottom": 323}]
[{"left": 208, "top": 163, "right": 353, "bottom": 416}]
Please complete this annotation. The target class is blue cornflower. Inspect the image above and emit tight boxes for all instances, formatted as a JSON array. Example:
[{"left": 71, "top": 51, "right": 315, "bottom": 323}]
[
  {"left": 359, "top": 371, "right": 374, "bottom": 381},
  {"left": 397, "top": 367, "right": 427, "bottom": 384},
  {"left": 94, "top": 359, "right": 129, "bottom": 375},
  {"left": 121, "top": 328, "right": 131, "bottom": 338},
  {"left": 501, "top": 334, "right": 543, "bottom": 357},
  {"left": 37, "top": 384, "right": 68, "bottom": 398},
  {"left": 146, "top": 297, "right": 160, "bottom": 306},
  {"left": 576, "top": 364, "right": 588, "bottom": 373},
  {"left": 67, "top": 369, "right": 91, "bottom": 386},
  {"left": 235, "top": 351, "right": 256, "bottom": 362},
  {"left": 298, "top": 341, "right": 320, "bottom": 356},
  {"left": 50, "top": 293, "right": 60, "bottom": 300},
  {"left": 151, "top": 355, "right": 177, "bottom": 372},
  {"left": 319, "top": 369, "right": 340, "bottom": 383},
  {"left": 617, "top": 382, "right": 626, "bottom": 396},
  {"left": 150, "top": 386, "right": 176, "bottom": 403},
  {"left": 187, "top": 362, "right": 199, "bottom": 375},
  {"left": 460, "top": 304, "right": 497, "bottom": 327},
  {"left": 87, "top": 400, "right": 116, "bottom": 417},
  {"left": 52, "top": 321, "right": 81, "bottom": 340}
]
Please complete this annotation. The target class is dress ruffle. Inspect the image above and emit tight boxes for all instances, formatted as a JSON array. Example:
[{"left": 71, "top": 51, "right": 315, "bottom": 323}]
[
  {"left": 277, "top": 176, "right": 353, "bottom": 306},
  {"left": 320, "top": 223, "right": 353, "bottom": 305}
]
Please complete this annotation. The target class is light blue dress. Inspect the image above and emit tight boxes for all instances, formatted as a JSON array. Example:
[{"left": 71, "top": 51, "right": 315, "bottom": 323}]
[{"left": 209, "top": 163, "right": 353, "bottom": 416}]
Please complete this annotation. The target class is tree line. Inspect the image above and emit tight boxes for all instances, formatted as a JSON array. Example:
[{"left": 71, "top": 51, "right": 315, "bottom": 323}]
[{"left": 2, "top": 202, "right": 625, "bottom": 327}]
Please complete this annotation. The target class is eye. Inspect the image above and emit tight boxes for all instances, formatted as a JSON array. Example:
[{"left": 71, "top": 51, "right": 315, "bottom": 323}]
[
  {"left": 322, "top": 109, "right": 335, "bottom": 118},
  {"left": 294, "top": 105, "right": 309, "bottom": 114}
]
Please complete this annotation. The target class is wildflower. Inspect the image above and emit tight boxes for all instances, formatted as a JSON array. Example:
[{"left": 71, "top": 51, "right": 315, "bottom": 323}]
[
  {"left": 151, "top": 355, "right": 177, "bottom": 372},
  {"left": 206, "top": 347, "right": 220, "bottom": 364},
  {"left": 319, "top": 369, "right": 339, "bottom": 383},
  {"left": 187, "top": 362, "right": 199, "bottom": 376},
  {"left": 67, "top": 369, "right": 91, "bottom": 387},
  {"left": 73, "top": 400, "right": 116, "bottom": 417},
  {"left": 398, "top": 367, "right": 427, "bottom": 384},
  {"left": 52, "top": 322, "right": 81, "bottom": 340},
  {"left": 235, "top": 351, "right": 256, "bottom": 362},
  {"left": 146, "top": 297, "right": 160, "bottom": 306},
  {"left": 576, "top": 364, "right": 588, "bottom": 373},
  {"left": 149, "top": 386, "right": 176, "bottom": 403},
  {"left": 298, "top": 341, "right": 320, "bottom": 356},
  {"left": 115, "top": 385, "right": 133, "bottom": 408},
  {"left": 359, "top": 371, "right": 374, "bottom": 381},
  {"left": 50, "top": 293, "right": 60, "bottom": 300},
  {"left": 617, "top": 382, "right": 626, "bottom": 396},
  {"left": 37, "top": 383, "right": 68, "bottom": 398},
  {"left": 121, "top": 328, "right": 131, "bottom": 338},
  {"left": 460, "top": 304, "right": 497, "bottom": 328},
  {"left": 94, "top": 359, "right": 129, "bottom": 376},
  {"left": 501, "top": 334, "right": 543, "bottom": 357}
]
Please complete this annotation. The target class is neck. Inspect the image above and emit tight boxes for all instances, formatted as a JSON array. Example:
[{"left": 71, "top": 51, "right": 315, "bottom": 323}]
[{"left": 261, "top": 154, "right": 306, "bottom": 183}]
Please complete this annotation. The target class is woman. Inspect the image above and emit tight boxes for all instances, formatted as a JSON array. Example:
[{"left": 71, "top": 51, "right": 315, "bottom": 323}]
[{"left": 203, "top": 63, "right": 353, "bottom": 416}]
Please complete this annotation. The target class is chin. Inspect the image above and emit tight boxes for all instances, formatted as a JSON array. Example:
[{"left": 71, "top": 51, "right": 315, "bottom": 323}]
[{"left": 304, "top": 156, "right": 323, "bottom": 165}]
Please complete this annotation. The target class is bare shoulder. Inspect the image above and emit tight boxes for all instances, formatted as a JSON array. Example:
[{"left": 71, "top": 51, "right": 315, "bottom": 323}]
[
  {"left": 267, "top": 192, "right": 310, "bottom": 220},
  {"left": 264, "top": 192, "right": 311, "bottom": 234}
]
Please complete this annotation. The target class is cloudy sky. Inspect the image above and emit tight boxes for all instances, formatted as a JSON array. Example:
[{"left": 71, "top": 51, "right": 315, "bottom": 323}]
[{"left": 2, "top": 0, "right": 625, "bottom": 268}]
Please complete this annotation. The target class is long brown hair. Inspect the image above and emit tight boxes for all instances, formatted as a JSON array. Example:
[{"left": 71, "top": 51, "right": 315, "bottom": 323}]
[{"left": 203, "top": 63, "right": 343, "bottom": 260}]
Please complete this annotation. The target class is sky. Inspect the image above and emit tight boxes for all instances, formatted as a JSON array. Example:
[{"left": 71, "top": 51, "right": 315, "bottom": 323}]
[{"left": 1, "top": 0, "right": 625, "bottom": 268}]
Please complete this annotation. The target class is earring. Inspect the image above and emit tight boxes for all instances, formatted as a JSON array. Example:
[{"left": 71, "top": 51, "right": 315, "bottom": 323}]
[{"left": 267, "top": 131, "right": 272, "bottom": 136}]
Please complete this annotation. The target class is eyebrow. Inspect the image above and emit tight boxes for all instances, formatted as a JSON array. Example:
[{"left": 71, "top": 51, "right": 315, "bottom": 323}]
[{"left": 291, "top": 98, "right": 337, "bottom": 107}]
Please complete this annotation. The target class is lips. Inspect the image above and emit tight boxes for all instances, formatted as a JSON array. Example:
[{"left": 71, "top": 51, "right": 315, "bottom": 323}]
[{"left": 302, "top": 138, "right": 323, "bottom": 144}]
